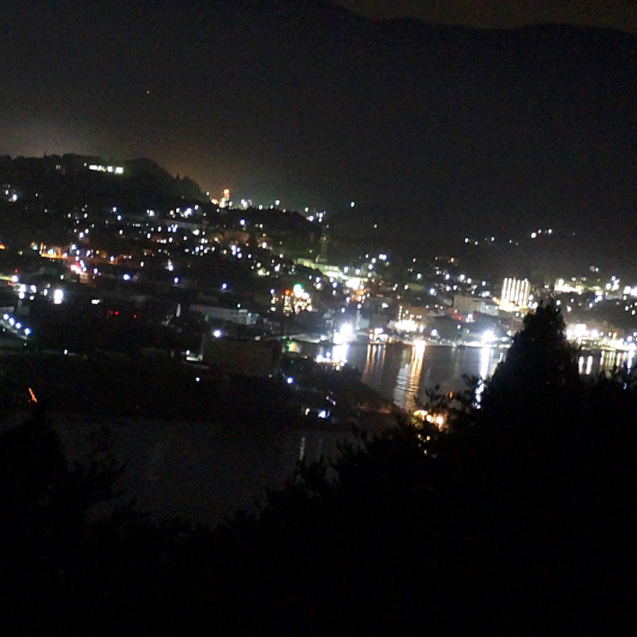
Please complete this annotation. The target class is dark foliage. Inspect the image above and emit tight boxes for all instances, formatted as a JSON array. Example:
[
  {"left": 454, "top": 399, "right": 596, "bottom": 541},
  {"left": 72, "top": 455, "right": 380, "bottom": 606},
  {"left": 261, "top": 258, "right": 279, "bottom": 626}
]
[
  {"left": 0, "top": 405, "right": 126, "bottom": 630},
  {"left": 480, "top": 302, "right": 581, "bottom": 430},
  {"left": 1, "top": 304, "right": 636, "bottom": 633},
  {"left": 203, "top": 303, "right": 637, "bottom": 633}
]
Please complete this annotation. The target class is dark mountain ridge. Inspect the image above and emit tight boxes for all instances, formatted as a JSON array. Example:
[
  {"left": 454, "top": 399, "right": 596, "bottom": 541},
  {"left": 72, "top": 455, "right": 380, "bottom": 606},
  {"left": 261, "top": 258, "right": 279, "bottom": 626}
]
[{"left": 1, "top": 0, "right": 634, "bottom": 271}]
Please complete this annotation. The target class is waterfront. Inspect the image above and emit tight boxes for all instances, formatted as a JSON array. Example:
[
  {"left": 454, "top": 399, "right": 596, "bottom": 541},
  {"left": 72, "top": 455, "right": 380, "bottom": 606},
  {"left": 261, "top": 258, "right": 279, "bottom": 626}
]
[
  {"left": 4, "top": 340, "right": 634, "bottom": 528},
  {"left": 289, "top": 340, "right": 637, "bottom": 410},
  {"left": 289, "top": 341, "right": 505, "bottom": 409}
]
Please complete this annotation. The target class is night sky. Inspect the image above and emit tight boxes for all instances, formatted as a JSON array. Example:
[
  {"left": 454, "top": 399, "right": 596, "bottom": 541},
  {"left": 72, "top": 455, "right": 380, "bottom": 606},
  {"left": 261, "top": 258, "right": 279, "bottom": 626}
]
[
  {"left": 338, "top": 0, "right": 637, "bottom": 33},
  {"left": 1, "top": 0, "right": 635, "bottom": 253}
]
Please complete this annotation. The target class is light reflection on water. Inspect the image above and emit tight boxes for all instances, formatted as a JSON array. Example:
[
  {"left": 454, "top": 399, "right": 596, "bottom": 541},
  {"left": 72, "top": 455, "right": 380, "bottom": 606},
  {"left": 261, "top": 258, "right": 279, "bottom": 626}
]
[
  {"left": 357, "top": 343, "right": 505, "bottom": 408},
  {"left": 392, "top": 341, "right": 425, "bottom": 409},
  {"left": 475, "top": 345, "right": 494, "bottom": 403},
  {"left": 294, "top": 341, "right": 504, "bottom": 409},
  {"left": 294, "top": 341, "right": 634, "bottom": 410},
  {"left": 360, "top": 344, "right": 386, "bottom": 387},
  {"left": 578, "top": 350, "right": 632, "bottom": 377}
]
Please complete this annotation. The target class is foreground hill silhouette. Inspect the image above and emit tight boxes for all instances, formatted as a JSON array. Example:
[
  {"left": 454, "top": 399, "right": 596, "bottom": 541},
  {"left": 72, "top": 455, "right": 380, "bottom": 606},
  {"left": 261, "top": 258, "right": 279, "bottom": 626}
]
[
  {"left": 1, "top": 303, "right": 635, "bottom": 633},
  {"left": 206, "top": 310, "right": 636, "bottom": 632}
]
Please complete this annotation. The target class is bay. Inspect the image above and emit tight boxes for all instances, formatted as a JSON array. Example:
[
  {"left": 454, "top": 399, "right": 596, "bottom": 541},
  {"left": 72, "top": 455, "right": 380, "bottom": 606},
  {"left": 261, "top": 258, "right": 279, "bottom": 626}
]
[
  {"left": 290, "top": 340, "right": 636, "bottom": 410},
  {"left": 289, "top": 341, "right": 505, "bottom": 409}
]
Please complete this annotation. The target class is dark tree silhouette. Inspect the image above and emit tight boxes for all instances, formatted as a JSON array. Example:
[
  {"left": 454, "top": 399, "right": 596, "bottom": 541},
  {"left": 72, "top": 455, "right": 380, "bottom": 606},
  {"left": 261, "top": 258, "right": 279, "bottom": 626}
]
[
  {"left": 480, "top": 301, "right": 580, "bottom": 430},
  {"left": 0, "top": 405, "right": 126, "bottom": 630},
  {"left": 0, "top": 304, "right": 635, "bottom": 634},
  {"left": 203, "top": 303, "right": 636, "bottom": 633}
]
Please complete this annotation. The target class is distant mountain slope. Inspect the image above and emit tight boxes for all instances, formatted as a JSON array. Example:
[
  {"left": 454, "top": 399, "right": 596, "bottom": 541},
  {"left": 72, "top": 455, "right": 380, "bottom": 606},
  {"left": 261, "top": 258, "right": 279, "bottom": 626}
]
[
  {"left": 0, "top": 154, "right": 207, "bottom": 206},
  {"left": 1, "top": 0, "right": 634, "bottom": 266}
]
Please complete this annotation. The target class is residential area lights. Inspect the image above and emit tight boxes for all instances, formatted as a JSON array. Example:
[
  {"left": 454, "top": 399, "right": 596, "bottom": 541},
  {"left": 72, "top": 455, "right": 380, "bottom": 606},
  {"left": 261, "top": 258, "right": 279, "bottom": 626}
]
[{"left": 2, "top": 158, "right": 637, "bottom": 365}]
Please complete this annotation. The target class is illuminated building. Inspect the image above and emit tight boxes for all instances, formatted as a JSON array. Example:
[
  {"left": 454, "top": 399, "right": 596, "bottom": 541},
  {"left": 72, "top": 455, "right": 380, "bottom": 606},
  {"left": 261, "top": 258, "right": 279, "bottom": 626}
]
[
  {"left": 220, "top": 188, "right": 230, "bottom": 208},
  {"left": 397, "top": 303, "right": 427, "bottom": 324},
  {"left": 554, "top": 278, "right": 586, "bottom": 295},
  {"left": 275, "top": 284, "right": 313, "bottom": 316},
  {"left": 500, "top": 277, "right": 530, "bottom": 311},
  {"left": 394, "top": 303, "right": 430, "bottom": 332},
  {"left": 88, "top": 164, "right": 124, "bottom": 174}
]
